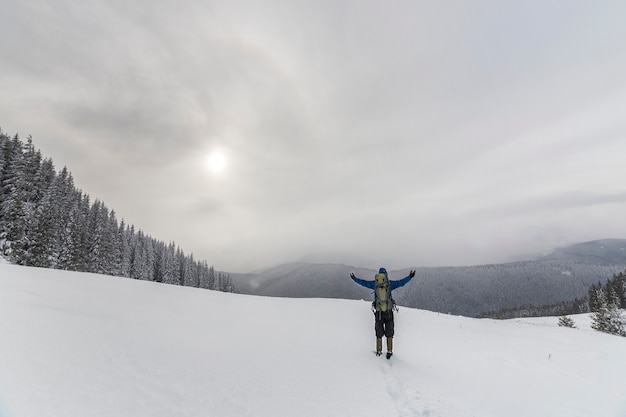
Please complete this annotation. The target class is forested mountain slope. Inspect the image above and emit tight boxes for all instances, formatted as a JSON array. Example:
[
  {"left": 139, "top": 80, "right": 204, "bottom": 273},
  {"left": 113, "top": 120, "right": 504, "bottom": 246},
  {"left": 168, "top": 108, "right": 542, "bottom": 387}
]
[{"left": 233, "top": 241, "right": 626, "bottom": 316}]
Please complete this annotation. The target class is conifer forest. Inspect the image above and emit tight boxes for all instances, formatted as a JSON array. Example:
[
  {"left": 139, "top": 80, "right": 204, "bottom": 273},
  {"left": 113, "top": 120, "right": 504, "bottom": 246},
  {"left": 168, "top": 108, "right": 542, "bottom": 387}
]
[{"left": 0, "top": 131, "right": 235, "bottom": 292}]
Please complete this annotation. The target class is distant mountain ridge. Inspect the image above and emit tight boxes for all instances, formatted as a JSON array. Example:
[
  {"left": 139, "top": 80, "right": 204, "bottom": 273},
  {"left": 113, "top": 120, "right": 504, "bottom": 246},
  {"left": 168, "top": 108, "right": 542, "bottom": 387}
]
[
  {"left": 541, "top": 239, "right": 626, "bottom": 264},
  {"left": 231, "top": 239, "right": 626, "bottom": 317}
]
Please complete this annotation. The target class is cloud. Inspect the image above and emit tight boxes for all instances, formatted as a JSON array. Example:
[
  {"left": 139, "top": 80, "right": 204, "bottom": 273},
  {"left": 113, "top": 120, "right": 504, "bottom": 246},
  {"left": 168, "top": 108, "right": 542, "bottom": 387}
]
[
  {"left": 468, "top": 191, "right": 626, "bottom": 220},
  {"left": 2, "top": 0, "right": 626, "bottom": 271}
]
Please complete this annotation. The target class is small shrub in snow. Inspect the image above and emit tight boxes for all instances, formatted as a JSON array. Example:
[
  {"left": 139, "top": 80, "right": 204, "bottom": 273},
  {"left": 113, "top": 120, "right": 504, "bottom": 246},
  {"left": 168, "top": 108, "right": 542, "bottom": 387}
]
[{"left": 558, "top": 316, "right": 576, "bottom": 328}]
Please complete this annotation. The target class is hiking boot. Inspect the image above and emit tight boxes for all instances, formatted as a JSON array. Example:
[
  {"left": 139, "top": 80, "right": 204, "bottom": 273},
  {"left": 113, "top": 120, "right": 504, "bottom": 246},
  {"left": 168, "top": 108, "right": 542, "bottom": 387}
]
[
  {"left": 375, "top": 351, "right": 382, "bottom": 356},
  {"left": 386, "top": 352, "right": 393, "bottom": 359}
]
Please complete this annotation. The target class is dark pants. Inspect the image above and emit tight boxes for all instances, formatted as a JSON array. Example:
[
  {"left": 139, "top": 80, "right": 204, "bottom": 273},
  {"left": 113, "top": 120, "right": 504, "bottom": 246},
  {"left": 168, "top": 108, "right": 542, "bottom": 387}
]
[{"left": 374, "top": 310, "right": 394, "bottom": 338}]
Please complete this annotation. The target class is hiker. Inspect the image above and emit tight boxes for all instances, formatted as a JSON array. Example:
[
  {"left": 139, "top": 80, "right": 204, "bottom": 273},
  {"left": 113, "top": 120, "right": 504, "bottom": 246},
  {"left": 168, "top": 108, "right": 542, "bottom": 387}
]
[{"left": 350, "top": 267, "right": 415, "bottom": 358}]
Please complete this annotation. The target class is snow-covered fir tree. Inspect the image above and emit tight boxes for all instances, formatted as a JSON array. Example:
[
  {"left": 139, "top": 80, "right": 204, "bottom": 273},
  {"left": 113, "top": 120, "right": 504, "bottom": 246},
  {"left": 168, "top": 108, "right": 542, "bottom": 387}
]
[{"left": 590, "top": 288, "right": 626, "bottom": 337}]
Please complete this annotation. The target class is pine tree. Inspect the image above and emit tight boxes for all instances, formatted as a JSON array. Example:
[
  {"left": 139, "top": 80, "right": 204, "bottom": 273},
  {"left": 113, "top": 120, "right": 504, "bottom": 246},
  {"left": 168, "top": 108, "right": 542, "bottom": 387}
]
[
  {"left": 144, "top": 237, "right": 155, "bottom": 281},
  {"left": 2, "top": 136, "right": 29, "bottom": 262},
  {"left": 588, "top": 282, "right": 602, "bottom": 312},
  {"left": 591, "top": 289, "right": 610, "bottom": 333},
  {"left": 176, "top": 247, "right": 187, "bottom": 285},
  {"left": 207, "top": 265, "right": 215, "bottom": 290},
  {"left": 86, "top": 200, "right": 104, "bottom": 273},
  {"left": 608, "top": 271, "right": 626, "bottom": 309},
  {"left": 183, "top": 253, "right": 196, "bottom": 287},
  {"left": 591, "top": 288, "right": 626, "bottom": 336},
  {"left": 27, "top": 158, "right": 59, "bottom": 267},
  {"left": 153, "top": 241, "right": 166, "bottom": 283},
  {"left": 54, "top": 169, "right": 78, "bottom": 270},
  {"left": 167, "top": 242, "right": 180, "bottom": 285},
  {"left": 558, "top": 316, "right": 576, "bottom": 328},
  {"left": 116, "top": 221, "right": 132, "bottom": 277},
  {"left": 69, "top": 194, "right": 90, "bottom": 271},
  {"left": 605, "top": 307, "right": 626, "bottom": 337},
  {"left": 130, "top": 231, "right": 148, "bottom": 280}
]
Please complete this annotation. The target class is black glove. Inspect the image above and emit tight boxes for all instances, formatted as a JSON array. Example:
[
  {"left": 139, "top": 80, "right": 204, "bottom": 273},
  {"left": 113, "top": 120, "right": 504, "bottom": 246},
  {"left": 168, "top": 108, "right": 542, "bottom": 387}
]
[
  {"left": 409, "top": 270, "right": 416, "bottom": 278},
  {"left": 350, "top": 272, "right": 356, "bottom": 279}
]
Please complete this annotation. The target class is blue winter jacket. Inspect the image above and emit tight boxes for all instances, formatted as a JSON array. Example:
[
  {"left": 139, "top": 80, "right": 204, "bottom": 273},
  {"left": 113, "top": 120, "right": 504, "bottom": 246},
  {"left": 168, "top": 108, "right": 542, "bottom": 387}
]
[{"left": 351, "top": 274, "right": 413, "bottom": 290}]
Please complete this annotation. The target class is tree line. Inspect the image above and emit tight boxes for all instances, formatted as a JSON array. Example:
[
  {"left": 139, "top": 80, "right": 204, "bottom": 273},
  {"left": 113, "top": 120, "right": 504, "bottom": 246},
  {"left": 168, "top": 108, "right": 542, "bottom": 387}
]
[
  {"left": 478, "top": 297, "right": 588, "bottom": 320},
  {"left": 481, "top": 270, "right": 626, "bottom": 337},
  {"left": 0, "top": 130, "right": 235, "bottom": 292}
]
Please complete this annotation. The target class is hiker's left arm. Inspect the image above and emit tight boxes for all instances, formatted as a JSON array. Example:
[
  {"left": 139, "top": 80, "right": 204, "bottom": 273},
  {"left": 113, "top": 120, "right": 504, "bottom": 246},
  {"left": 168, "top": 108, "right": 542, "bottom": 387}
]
[{"left": 391, "top": 270, "right": 415, "bottom": 290}]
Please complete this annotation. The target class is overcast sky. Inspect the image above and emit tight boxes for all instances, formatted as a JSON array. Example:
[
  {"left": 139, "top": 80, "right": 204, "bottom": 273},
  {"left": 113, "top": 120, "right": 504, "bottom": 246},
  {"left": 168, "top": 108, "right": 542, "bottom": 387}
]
[{"left": 2, "top": 0, "right": 626, "bottom": 272}]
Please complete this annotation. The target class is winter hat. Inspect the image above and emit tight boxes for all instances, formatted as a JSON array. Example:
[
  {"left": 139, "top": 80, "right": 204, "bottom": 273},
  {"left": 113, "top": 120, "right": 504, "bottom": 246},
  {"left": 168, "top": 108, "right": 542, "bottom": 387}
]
[{"left": 378, "top": 267, "right": 387, "bottom": 275}]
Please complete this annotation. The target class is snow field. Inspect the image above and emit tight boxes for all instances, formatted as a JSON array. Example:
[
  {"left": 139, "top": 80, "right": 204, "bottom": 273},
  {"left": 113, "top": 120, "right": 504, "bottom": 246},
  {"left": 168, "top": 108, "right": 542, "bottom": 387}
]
[{"left": 1, "top": 263, "right": 626, "bottom": 417}]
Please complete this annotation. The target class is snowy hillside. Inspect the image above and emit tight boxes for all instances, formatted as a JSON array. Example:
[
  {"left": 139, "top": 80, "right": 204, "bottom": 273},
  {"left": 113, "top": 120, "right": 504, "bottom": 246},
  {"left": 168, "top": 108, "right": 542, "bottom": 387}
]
[{"left": 1, "top": 264, "right": 626, "bottom": 417}]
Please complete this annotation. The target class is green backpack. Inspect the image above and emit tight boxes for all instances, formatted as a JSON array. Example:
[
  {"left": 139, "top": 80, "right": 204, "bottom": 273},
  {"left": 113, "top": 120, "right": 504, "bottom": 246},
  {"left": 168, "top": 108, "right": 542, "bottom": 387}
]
[{"left": 372, "top": 273, "right": 395, "bottom": 313}]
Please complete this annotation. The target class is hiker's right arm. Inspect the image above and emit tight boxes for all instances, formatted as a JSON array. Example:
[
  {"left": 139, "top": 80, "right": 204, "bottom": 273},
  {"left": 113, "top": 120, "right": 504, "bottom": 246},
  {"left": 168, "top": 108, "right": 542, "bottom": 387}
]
[{"left": 350, "top": 273, "right": 375, "bottom": 289}]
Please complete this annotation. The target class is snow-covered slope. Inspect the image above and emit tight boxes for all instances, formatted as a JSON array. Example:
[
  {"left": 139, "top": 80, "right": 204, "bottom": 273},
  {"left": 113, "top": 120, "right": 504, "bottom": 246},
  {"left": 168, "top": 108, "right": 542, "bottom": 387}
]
[{"left": 1, "top": 263, "right": 625, "bottom": 417}]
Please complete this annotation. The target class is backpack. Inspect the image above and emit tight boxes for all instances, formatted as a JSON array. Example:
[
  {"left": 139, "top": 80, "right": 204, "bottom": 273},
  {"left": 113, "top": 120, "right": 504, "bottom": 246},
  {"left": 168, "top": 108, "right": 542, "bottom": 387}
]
[{"left": 372, "top": 273, "right": 395, "bottom": 313}]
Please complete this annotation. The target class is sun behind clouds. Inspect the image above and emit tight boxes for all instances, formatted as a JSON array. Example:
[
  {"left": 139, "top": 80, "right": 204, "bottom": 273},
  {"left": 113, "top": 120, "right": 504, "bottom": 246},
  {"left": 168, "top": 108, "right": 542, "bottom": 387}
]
[{"left": 206, "top": 152, "right": 227, "bottom": 174}]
